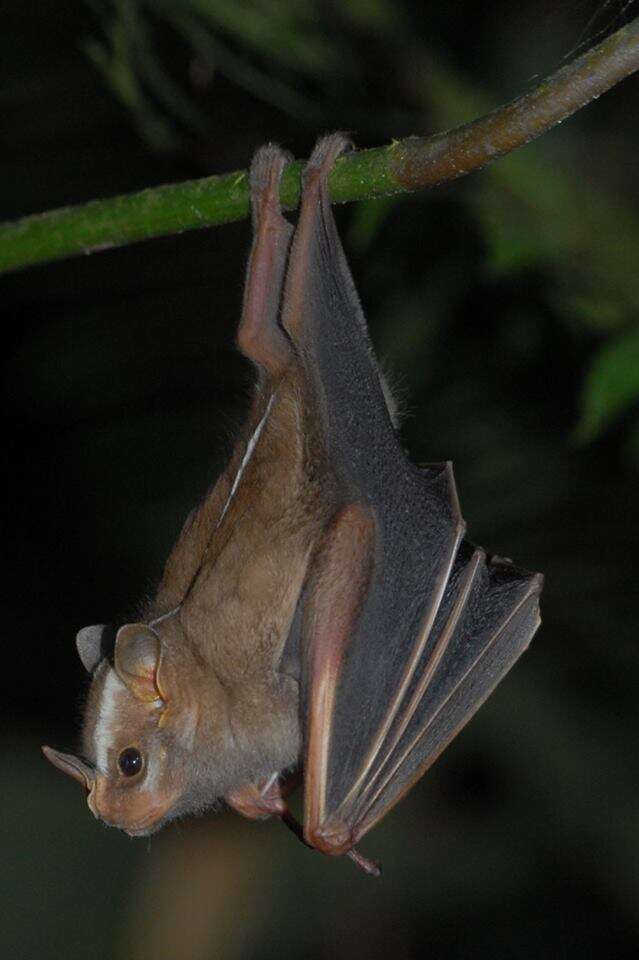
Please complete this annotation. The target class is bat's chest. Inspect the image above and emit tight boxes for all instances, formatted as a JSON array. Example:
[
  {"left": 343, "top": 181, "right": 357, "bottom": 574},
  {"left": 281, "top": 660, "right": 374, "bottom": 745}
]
[{"left": 201, "top": 499, "right": 318, "bottom": 682}]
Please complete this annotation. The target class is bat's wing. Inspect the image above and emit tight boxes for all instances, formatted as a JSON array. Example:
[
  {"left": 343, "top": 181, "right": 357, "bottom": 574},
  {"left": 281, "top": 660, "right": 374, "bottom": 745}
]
[{"left": 280, "top": 135, "right": 543, "bottom": 856}]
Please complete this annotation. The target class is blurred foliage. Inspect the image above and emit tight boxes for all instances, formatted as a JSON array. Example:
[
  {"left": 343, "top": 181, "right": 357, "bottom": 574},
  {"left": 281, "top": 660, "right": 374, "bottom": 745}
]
[
  {"left": 576, "top": 327, "right": 639, "bottom": 442},
  {"left": 83, "top": 0, "right": 400, "bottom": 139},
  {"left": 2, "top": 2, "right": 639, "bottom": 959}
]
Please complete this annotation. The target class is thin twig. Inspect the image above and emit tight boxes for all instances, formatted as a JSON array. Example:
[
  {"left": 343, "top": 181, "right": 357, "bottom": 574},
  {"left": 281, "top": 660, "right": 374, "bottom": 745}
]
[{"left": 1, "top": 17, "right": 639, "bottom": 275}]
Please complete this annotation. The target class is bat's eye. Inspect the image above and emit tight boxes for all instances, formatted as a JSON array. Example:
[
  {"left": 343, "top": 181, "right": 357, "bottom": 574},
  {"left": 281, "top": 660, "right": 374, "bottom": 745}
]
[{"left": 118, "top": 747, "right": 143, "bottom": 777}]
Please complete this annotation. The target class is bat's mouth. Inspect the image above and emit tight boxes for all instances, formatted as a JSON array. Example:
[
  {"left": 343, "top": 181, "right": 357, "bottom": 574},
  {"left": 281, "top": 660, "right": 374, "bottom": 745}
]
[
  {"left": 122, "top": 810, "right": 169, "bottom": 837},
  {"left": 89, "top": 798, "right": 172, "bottom": 836},
  {"left": 89, "top": 803, "right": 169, "bottom": 836},
  {"left": 124, "top": 822, "right": 162, "bottom": 838},
  {"left": 88, "top": 778, "right": 179, "bottom": 836}
]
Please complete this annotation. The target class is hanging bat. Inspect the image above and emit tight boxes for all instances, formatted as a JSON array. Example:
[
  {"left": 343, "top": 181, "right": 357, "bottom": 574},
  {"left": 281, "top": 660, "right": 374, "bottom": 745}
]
[{"left": 43, "top": 133, "right": 543, "bottom": 876}]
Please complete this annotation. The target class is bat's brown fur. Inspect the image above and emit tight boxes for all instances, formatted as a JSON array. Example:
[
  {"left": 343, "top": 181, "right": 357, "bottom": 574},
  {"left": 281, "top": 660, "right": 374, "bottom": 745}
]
[{"left": 59, "top": 348, "right": 346, "bottom": 834}]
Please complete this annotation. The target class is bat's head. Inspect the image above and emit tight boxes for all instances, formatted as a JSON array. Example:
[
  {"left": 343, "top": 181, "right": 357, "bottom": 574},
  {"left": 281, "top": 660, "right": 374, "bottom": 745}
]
[{"left": 43, "top": 621, "right": 216, "bottom": 836}]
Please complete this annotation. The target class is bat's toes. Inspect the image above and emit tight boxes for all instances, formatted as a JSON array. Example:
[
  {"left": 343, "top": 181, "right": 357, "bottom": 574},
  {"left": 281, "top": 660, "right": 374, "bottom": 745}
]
[
  {"left": 249, "top": 144, "right": 292, "bottom": 197},
  {"left": 303, "top": 133, "right": 352, "bottom": 192}
]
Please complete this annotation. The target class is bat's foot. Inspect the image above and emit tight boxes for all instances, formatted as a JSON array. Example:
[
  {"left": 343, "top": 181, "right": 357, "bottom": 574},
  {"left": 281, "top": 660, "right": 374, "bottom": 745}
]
[{"left": 302, "top": 132, "right": 352, "bottom": 190}]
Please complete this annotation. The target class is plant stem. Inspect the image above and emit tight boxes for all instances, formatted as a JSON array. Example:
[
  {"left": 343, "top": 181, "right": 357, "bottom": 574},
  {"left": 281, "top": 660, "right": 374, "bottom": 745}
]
[{"left": 2, "top": 17, "right": 639, "bottom": 275}]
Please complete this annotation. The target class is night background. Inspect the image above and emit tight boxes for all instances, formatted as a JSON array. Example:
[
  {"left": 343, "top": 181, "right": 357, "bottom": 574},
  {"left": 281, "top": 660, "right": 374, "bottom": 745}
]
[{"left": 3, "top": 1, "right": 639, "bottom": 957}]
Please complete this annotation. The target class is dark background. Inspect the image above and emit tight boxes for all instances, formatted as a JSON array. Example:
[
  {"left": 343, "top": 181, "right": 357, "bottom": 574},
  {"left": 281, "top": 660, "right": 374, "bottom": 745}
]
[{"left": 3, "top": 2, "right": 639, "bottom": 958}]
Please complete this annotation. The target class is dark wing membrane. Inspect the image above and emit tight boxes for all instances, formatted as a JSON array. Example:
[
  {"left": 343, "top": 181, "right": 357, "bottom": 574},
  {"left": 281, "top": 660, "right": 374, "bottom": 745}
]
[
  {"left": 345, "top": 553, "right": 542, "bottom": 842},
  {"left": 279, "top": 134, "right": 408, "bottom": 501},
  {"left": 313, "top": 525, "right": 541, "bottom": 845},
  {"left": 317, "top": 464, "right": 464, "bottom": 819},
  {"left": 298, "top": 465, "right": 465, "bottom": 846},
  {"left": 283, "top": 135, "right": 543, "bottom": 852}
]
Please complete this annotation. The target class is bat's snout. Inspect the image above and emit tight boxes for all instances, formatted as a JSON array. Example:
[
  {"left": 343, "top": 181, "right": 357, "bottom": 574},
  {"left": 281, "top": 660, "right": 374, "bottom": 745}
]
[{"left": 87, "top": 777, "right": 178, "bottom": 836}]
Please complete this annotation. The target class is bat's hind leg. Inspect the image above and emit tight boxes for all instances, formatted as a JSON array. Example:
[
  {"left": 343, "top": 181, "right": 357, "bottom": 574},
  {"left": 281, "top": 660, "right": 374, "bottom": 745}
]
[{"left": 237, "top": 144, "right": 294, "bottom": 375}]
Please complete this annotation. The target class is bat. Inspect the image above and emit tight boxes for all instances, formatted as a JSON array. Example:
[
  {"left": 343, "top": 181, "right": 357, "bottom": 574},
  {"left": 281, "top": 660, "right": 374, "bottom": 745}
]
[{"left": 43, "top": 133, "right": 543, "bottom": 876}]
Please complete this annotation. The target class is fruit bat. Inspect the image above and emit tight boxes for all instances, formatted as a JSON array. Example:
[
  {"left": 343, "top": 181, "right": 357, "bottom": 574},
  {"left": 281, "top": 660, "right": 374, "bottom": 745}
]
[{"left": 43, "top": 133, "right": 543, "bottom": 876}]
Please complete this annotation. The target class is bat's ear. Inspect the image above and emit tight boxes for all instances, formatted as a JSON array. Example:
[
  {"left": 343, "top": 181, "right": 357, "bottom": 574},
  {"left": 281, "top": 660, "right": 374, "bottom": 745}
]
[
  {"left": 114, "top": 623, "right": 163, "bottom": 703},
  {"left": 76, "top": 624, "right": 114, "bottom": 673},
  {"left": 41, "top": 745, "right": 95, "bottom": 790}
]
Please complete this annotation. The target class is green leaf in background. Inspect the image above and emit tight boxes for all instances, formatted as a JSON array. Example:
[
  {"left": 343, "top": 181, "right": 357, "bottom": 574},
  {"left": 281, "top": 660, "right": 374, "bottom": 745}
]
[
  {"left": 414, "top": 48, "right": 639, "bottom": 334},
  {"left": 575, "top": 327, "right": 639, "bottom": 443},
  {"left": 347, "top": 195, "right": 396, "bottom": 253}
]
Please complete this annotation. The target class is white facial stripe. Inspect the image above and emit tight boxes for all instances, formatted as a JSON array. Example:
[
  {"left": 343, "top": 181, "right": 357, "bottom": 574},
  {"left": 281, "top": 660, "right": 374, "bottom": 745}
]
[
  {"left": 94, "top": 666, "right": 125, "bottom": 774},
  {"left": 144, "top": 751, "right": 161, "bottom": 792},
  {"left": 217, "top": 392, "right": 274, "bottom": 527}
]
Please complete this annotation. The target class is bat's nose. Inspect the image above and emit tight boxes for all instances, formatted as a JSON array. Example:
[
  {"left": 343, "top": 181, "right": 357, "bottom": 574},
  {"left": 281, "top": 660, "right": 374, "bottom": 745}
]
[{"left": 87, "top": 779, "right": 126, "bottom": 827}]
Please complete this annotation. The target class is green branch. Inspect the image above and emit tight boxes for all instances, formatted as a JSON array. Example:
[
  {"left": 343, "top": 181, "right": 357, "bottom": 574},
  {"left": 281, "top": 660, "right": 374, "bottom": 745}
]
[{"left": 2, "top": 17, "right": 639, "bottom": 276}]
